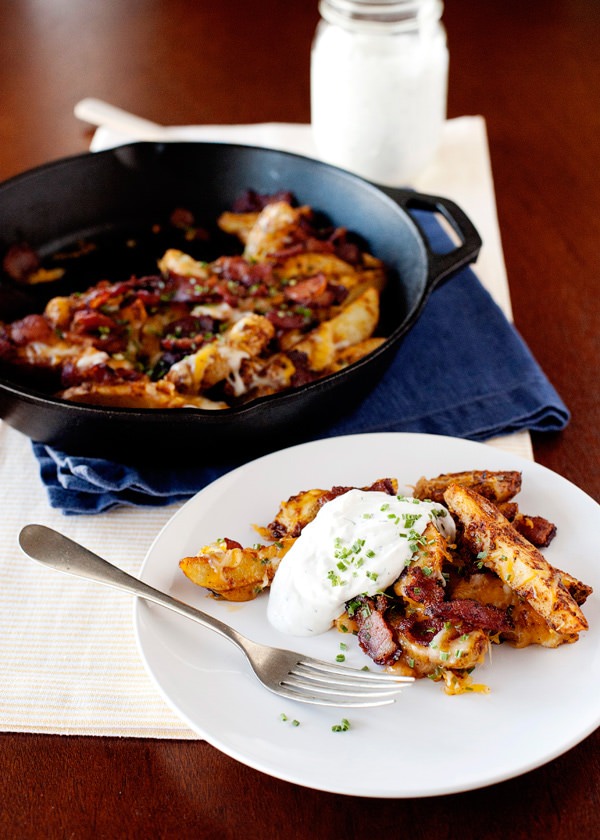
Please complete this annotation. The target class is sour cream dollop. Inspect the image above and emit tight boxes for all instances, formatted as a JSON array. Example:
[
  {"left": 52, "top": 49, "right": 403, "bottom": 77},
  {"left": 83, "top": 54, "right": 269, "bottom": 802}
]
[{"left": 267, "top": 489, "right": 455, "bottom": 636}]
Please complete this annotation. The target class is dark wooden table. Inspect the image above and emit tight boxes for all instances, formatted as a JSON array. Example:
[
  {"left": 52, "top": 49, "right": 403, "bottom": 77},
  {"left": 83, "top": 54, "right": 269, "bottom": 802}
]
[{"left": 1, "top": 1, "right": 598, "bottom": 837}]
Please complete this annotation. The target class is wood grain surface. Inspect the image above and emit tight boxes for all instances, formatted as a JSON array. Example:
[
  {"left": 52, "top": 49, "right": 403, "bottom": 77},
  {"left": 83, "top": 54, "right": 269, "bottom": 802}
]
[{"left": 1, "top": 1, "right": 598, "bottom": 837}]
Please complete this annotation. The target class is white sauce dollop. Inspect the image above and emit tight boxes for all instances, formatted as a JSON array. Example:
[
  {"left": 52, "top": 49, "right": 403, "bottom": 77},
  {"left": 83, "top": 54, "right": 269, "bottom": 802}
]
[{"left": 267, "top": 489, "right": 455, "bottom": 636}]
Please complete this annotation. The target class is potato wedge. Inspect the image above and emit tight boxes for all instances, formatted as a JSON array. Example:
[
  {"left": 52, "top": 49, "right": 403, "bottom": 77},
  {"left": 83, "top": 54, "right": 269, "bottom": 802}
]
[
  {"left": 414, "top": 470, "right": 522, "bottom": 504},
  {"left": 289, "top": 287, "right": 379, "bottom": 371},
  {"left": 259, "top": 478, "right": 398, "bottom": 540},
  {"left": 59, "top": 378, "right": 229, "bottom": 409},
  {"left": 326, "top": 337, "right": 386, "bottom": 372},
  {"left": 158, "top": 248, "right": 211, "bottom": 280},
  {"left": 217, "top": 211, "right": 259, "bottom": 243},
  {"left": 180, "top": 537, "right": 295, "bottom": 601},
  {"left": 451, "top": 573, "right": 579, "bottom": 648},
  {"left": 443, "top": 484, "right": 588, "bottom": 636},
  {"left": 165, "top": 313, "right": 275, "bottom": 396},
  {"left": 242, "top": 202, "right": 311, "bottom": 262}
]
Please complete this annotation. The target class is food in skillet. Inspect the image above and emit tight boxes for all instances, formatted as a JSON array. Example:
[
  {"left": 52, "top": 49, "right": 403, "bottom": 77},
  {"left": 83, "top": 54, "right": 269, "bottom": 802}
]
[
  {"left": 0, "top": 193, "right": 387, "bottom": 409},
  {"left": 179, "top": 469, "right": 592, "bottom": 694}
]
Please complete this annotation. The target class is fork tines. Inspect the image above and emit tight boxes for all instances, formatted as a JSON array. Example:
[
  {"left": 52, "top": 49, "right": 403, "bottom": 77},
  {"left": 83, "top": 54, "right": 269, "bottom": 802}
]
[{"left": 278, "top": 659, "right": 414, "bottom": 707}]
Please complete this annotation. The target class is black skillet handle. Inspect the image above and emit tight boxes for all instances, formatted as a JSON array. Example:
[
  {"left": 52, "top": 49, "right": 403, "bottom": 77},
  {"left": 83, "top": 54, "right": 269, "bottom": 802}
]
[{"left": 377, "top": 187, "right": 482, "bottom": 290}]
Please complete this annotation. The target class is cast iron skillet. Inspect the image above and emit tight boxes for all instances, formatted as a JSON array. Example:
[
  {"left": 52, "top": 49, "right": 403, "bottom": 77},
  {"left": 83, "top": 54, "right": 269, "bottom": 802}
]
[{"left": 0, "top": 142, "right": 481, "bottom": 462}]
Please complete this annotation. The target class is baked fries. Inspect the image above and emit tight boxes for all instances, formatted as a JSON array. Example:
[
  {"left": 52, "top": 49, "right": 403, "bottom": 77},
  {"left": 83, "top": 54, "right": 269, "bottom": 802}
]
[
  {"left": 0, "top": 193, "right": 387, "bottom": 410},
  {"left": 179, "top": 468, "right": 592, "bottom": 695}
]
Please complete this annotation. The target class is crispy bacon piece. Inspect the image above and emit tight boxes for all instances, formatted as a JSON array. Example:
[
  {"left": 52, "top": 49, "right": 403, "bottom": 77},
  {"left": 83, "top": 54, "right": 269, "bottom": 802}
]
[
  {"left": 170, "top": 207, "right": 196, "bottom": 229},
  {"left": 69, "top": 309, "right": 128, "bottom": 354},
  {"left": 70, "top": 309, "right": 118, "bottom": 335},
  {"left": 2, "top": 242, "right": 40, "bottom": 282},
  {"left": 8, "top": 314, "right": 54, "bottom": 345},
  {"left": 270, "top": 217, "right": 365, "bottom": 267},
  {"left": 167, "top": 275, "right": 220, "bottom": 304},
  {"left": 160, "top": 315, "right": 219, "bottom": 354},
  {"left": 451, "top": 572, "right": 581, "bottom": 648},
  {"left": 168, "top": 207, "right": 209, "bottom": 240},
  {"left": 328, "top": 230, "right": 362, "bottom": 266},
  {"left": 401, "top": 566, "right": 511, "bottom": 634},
  {"left": 557, "top": 569, "right": 593, "bottom": 605},
  {"left": 496, "top": 501, "right": 518, "bottom": 520},
  {"left": 496, "top": 502, "right": 557, "bottom": 547},
  {"left": 60, "top": 361, "right": 144, "bottom": 388},
  {"left": 322, "top": 479, "right": 398, "bottom": 508},
  {"left": 350, "top": 595, "right": 401, "bottom": 666},
  {"left": 221, "top": 537, "right": 243, "bottom": 550},
  {"left": 79, "top": 275, "right": 166, "bottom": 309},
  {"left": 283, "top": 273, "right": 327, "bottom": 303},
  {"left": 401, "top": 565, "right": 445, "bottom": 609},
  {"left": 270, "top": 239, "right": 336, "bottom": 261},
  {"left": 282, "top": 273, "right": 347, "bottom": 311},
  {"left": 511, "top": 512, "right": 557, "bottom": 547},
  {"left": 434, "top": 598, "right": 512, "bottom": 634},
  {"left": 286, "top": 349, "right": 318, "bottom": 388},
  {"left": 349, "top": 591, "right": 496, "bottom": 677},
  {"left": 212, "top": 255, "right": 275, "bottom": 290},
  {"left": 266, "top": 309, "right": 312, "bottom": 331}
]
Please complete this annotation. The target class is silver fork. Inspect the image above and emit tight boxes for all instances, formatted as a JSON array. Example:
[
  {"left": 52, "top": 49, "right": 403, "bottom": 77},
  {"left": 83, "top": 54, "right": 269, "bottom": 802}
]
[{"left": 19, "top": 524, "right": 413, "bottom": 708}]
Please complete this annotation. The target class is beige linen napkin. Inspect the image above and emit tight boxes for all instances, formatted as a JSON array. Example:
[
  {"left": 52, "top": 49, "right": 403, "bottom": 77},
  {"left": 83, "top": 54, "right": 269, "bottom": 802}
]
[{"left": 0, "top": 117, "right": 531, "bottom": 738}]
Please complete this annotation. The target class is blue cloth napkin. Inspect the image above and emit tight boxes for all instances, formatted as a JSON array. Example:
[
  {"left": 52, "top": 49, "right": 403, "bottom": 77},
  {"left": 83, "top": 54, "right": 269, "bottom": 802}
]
[{"left": 32, "top": 210, "right": 569, "bottom": 514}]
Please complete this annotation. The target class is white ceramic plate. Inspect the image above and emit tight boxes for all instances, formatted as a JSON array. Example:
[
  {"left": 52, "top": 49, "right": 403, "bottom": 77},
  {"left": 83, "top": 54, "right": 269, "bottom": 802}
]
[{"left": 135, "top": 433, "right": 600, "bottom": 797}]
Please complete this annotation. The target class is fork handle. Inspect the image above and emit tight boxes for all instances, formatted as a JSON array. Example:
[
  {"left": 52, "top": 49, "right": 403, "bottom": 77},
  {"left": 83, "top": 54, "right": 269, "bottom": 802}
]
[{"left": 19, "top": 524, "right": 247, "bottom": 652}]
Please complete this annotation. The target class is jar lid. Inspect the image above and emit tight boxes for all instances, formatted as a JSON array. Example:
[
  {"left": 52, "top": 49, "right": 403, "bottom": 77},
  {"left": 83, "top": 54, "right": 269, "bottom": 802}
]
[{"left": 319, "top": 0, "right": 443, "bottom": 33}]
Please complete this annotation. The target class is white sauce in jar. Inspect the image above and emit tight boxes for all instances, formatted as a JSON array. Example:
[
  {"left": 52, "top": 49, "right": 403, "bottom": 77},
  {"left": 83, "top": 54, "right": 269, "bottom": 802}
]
[
  {"left": 267, "top": 489, "right": 455, "bottom": 636},
  {"left": 310, "top": 6, "right": 449, "bottom": 184}
]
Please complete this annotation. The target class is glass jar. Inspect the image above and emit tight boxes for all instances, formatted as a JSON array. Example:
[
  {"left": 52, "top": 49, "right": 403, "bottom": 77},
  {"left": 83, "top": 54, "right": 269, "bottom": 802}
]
[{"left": 310, "top": 0, "right": 449, "bottom": 184}]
